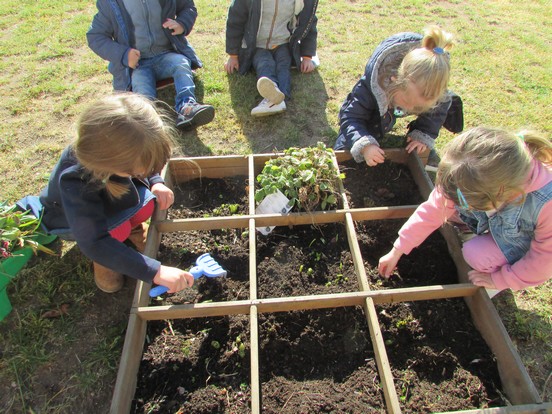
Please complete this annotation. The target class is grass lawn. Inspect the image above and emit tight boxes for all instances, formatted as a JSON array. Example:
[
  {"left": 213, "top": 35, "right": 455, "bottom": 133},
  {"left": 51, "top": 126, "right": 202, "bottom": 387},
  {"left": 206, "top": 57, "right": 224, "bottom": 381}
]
[{"left": 0, "top": 0, "right": 550, "bottom": 412}]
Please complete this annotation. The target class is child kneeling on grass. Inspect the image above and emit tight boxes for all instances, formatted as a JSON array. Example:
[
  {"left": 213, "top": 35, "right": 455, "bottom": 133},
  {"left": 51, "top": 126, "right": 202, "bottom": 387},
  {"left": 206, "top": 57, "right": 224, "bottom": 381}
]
[
  {"left": 224, "top": 0, "right": 318, "bottom": 117},
  {"left": 334, "top": 26, "right": 463, "bottom": 167},
  {"left": 17, "top": 94, "right": 194, "bottom": 294},
  {"left": 378, "top": 127, "right": 552, "bottom": 296}
]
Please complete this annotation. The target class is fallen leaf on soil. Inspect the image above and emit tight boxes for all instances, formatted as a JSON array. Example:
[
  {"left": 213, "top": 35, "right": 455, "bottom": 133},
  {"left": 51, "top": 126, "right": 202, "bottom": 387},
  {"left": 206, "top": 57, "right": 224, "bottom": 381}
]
[{"left": 41, "top": 303, "right": 70, "bottom": 319}]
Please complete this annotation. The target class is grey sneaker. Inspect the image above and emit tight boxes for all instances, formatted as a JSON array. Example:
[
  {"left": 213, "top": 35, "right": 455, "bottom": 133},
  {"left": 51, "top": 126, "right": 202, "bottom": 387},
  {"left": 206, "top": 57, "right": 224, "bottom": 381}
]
[
  {"left": 176, "top": 102, "right": 215, "bottom": 130},
  {"left": 257, "top": 77, "right": 285, "bottom": 105},
  {"left": 251, "top": 98, "right": 286, "bottom": 117}
]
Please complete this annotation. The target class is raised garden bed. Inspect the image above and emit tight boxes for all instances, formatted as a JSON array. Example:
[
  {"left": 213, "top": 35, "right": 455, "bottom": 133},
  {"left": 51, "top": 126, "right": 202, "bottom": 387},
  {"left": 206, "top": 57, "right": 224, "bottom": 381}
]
[{"left": 111, "top": 150, "right": 550, "bottom": 414}]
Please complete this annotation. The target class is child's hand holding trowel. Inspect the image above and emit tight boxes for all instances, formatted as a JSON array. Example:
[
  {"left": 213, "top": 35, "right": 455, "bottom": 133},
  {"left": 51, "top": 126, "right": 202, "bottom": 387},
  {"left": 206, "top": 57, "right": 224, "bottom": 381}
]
[
  {"left": 152, "top": 265, "right": 195, "bottom": 294},
  {"left": 150, "top": 253, "right": 227, "bottom": 297}
]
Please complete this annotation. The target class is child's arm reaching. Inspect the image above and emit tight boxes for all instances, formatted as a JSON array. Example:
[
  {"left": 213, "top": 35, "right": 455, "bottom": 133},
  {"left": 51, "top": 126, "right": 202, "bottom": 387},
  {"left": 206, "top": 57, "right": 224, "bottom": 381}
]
[
  {"left": 378, "top": 188, "right": 455, "bottom": 277},
  {"left": 378, "top": 246, "right": 404, "bottom": 278},
  {"left": 361, "top": 144, "right": 386, "bottom": 167},
  {"left": 406, "top": 95, "right": 452, "bottom": 152}
]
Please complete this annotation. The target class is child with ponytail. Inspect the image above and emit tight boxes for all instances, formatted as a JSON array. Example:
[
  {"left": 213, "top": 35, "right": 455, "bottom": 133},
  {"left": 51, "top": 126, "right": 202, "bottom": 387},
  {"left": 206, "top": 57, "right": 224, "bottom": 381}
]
[
  {"left": 334, "top": 26, "right": 462, "bottom": 166},
  {"left": 378, "top": 127, "right": 552, "bottom": 294},
  {"left": 17, "top": 94, "right": 194, "bottom": 294}
]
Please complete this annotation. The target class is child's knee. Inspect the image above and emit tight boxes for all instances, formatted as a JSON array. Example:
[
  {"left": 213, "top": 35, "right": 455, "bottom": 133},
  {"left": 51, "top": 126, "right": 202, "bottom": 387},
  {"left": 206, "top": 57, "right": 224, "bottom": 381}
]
[{"left": 462, "top": 235, "right": 506, "bottom": 273}]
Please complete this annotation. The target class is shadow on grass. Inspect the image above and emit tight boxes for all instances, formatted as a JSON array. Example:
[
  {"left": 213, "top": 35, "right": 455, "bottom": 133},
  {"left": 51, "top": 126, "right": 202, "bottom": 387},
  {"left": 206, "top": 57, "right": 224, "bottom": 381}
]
[
  {"left": 492, "top": 287, "right": 552, "bottom": 399},
  {"left": 227, "top": 68, "right": 336, "bottom": 153}
]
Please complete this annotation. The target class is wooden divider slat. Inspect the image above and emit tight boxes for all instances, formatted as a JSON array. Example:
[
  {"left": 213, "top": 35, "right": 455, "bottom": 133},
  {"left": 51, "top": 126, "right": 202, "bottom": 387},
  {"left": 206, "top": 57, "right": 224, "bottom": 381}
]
[
  {"left": 133, "top": 284, "right": 479, "bottom": 321},
  {"left": 365, "top": 297, "right": 402, "bottom": 414},
  {"left": 154, "top": 205, "right": 417, "bottom": 233},
  {"left": 250, "top": 305, "right": 261, "bottom": 414}
]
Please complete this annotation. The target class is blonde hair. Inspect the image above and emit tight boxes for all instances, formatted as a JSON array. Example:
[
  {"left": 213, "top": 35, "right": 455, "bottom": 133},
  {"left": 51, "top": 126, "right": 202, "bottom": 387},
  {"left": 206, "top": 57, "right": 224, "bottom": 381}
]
[
  {"left": 437, "top": 127, "right": 552, "bottom": 211},
  {"left": 75, "top": 93, "right": 176, "bottom": 198},
  {"left": 388, "top": 26, "right": 454, "bottom": 111}
]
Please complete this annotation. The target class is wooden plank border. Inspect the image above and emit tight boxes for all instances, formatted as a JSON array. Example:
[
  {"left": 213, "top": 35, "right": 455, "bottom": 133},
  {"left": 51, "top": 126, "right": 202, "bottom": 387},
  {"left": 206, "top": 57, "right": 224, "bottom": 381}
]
[{"left": 110, "top": 150, "right": 546, "bottom": 413}]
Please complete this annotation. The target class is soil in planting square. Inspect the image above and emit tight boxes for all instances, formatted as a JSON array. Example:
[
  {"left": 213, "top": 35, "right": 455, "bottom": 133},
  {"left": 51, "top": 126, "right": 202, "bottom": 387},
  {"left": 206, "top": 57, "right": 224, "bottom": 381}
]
[
  {"left": 170, "top": 175, "right": 250, "bottom": 217},
  {"left": 378, "top": 298, "right": 506, "bottom": 412},
  {"left": 154, "top": 227, "right": 250, "bottom": 304},
  {"left": 256, "top": 222, "right": 358, "bottom": 298},
  {"left": 354, "top": 219, "right": 459, "bottom": 288},
  {"left": 339, "top": 159, "right": 424, "bottom": 208},
  {"left": 259, "top": 307, "right": 386, "bottom": 413},
  {"left": 133, "top": 315, "right": 251, "bottom": 413},
  {"left": 154, "top": 176, "right": 251, "bottom": 304}
]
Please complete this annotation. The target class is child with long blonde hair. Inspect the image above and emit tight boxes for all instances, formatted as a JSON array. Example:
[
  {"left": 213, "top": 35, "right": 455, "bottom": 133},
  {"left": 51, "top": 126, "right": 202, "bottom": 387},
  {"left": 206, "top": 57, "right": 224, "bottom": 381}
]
[
  {"left": 378, "top": 127, "right": 552, "bottom": 293},
  {"left": 334, "top": 26, "right": 462, "bottom": 166},
  {"left": 18, "top": 94, "right": 194, "bottom": 293}
]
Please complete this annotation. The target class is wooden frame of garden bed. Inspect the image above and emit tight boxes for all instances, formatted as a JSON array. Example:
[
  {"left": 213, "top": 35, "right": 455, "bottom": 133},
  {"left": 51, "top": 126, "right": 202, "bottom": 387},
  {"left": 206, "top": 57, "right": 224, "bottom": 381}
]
[{"left": 110, "top": 150, "right": 551, "bottom": 414}]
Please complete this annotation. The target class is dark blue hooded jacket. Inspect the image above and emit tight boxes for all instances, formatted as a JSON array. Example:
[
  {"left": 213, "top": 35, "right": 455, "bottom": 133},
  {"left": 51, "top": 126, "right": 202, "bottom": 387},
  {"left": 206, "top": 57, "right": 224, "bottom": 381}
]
[
  {"left": 87, "top": 0, "right": 202, "bottom": 91},
  {"left": 334, "top": 32, "right": 454, "bottom": 162}
]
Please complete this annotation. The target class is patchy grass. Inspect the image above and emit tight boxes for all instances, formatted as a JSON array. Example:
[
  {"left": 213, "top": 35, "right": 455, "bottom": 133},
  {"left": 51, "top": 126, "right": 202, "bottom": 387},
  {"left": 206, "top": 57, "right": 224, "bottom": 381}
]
[{"left": 0, "top": 0, "right": 550, "bottom": 412}]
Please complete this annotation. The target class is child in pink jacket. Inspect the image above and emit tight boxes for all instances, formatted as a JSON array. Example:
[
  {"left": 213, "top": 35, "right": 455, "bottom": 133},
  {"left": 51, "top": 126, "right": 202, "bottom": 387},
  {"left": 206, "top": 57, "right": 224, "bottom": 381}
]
[{"left": 378, "top": 127, "right": 552, "bottom": 293}]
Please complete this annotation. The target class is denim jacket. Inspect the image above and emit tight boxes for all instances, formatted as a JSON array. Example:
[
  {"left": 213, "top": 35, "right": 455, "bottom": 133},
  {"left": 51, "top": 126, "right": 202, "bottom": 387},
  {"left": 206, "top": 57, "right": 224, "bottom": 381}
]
[{"left": 457, "top": 180, "right": 552, "bottom": 265}]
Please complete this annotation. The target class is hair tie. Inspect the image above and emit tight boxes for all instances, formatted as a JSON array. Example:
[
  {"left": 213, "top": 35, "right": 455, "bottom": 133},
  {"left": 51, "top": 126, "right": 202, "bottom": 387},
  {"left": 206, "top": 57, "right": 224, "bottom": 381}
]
[
  {"left": 516, "top": 132, "right": 525, "bottom": 141},
  {"left": 456, "top": 188, "right": 470, "bottom": 209},
  {"left": 433, "top": 47, "right": 445, "bottom": 55}
]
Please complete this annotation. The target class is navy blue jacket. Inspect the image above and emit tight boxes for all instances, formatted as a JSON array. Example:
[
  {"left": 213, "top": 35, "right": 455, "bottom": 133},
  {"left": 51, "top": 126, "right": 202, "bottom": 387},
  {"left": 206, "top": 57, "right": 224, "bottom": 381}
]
[
  {"left": 87, "top": 0, "right": 202, "bottom": 91},
  {"left": 334, "top": 32, "right": 453, "bottom": 162},
  {"left": 18, "top": 146, "right": 163, "bottom": 283},
  {"left": 225, "top": 0, "right": 318, "bottom": 75}
]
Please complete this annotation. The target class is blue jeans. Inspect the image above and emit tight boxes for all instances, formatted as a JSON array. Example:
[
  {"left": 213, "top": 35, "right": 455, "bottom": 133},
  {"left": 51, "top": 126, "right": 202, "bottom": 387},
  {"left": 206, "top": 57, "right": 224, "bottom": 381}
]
[
  {"left": 131, "top": 52, "right": 195, "bottom": 114},
  {"left": 252, "top": 45, "right": 292, "bottom": 98}
]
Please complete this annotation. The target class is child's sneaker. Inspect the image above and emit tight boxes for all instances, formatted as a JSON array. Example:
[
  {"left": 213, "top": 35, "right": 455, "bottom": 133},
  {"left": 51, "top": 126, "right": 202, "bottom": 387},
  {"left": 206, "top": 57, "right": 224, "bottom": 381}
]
[
  {"left": 257, "top": 77, "right": 285, "bottom": 105},
  {"left": 251, "top": 98, "right": 286, "bottom": 117},
  {"left": 176, "top": 102, "right": 215, "bottom": 130}
]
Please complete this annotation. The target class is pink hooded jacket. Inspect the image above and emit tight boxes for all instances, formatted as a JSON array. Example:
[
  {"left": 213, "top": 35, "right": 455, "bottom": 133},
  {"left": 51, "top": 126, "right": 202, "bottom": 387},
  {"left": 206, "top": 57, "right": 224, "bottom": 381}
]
[{"left": 393, "top": 159, "right": 552, "bottom": 290}]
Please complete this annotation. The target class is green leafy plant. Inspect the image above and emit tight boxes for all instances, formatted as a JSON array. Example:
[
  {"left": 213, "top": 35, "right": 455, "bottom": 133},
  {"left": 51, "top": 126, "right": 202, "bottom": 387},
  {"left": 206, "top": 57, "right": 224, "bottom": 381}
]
[
  {"left": 0, "top": 202, "right": 56, "bottom": 259},
  {"left": 255, "top": 142, "right": 345, "bottom": 212}
]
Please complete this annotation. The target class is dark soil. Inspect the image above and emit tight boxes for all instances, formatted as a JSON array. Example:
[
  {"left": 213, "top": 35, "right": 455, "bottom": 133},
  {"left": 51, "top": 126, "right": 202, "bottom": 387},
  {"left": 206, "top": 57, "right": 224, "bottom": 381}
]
[
  {"left": 340, "top": 159, "right": 424, "bottom": 208},
  {"left": 132, "top": 161, "right": 506, "bottom": 413}
]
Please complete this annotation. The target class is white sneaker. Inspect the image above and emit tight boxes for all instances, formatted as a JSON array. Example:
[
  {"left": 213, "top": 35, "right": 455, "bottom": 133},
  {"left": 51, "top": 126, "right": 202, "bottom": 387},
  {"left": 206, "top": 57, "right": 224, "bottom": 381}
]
[
  {"left": 257, "top": 77, "right": 285, "bottom": 105},
  {"left": 251, "top": 98, "right": 286, "bottom": 117}
]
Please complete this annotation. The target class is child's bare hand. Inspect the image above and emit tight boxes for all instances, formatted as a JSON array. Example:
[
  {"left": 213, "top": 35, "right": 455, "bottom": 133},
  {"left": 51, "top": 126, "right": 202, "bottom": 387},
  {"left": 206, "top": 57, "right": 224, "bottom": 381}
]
[
  {"left": 361, "top": 144, "right": 385, "bottom": 167},
  {"left": 153, "top": 265, "right": 194, "bottom": 293},
  {"left": 378, "top": 247, "right": 403, "bottom": 278},
  {"left": 405, "top": 137, "right": 428, "bottom": 154},
  {"left": 151, "top": 183, "right": 174, "bottom": 210},
  {"left": 163, "top": 18, "right": 184, "bottom": 35},
  {"left": 300, "top": 58, "right": 315, "bottom": 73},
  {"left": 468, "top": 270, "right": 496, "bottom": 289},
  {"left": 224, "top": 56, "right": 239, "bottom": 74},
  {"left": 127, "top": 48, "right": 141, "bottom": 69}
]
